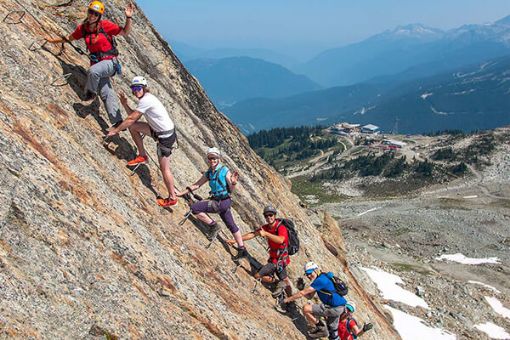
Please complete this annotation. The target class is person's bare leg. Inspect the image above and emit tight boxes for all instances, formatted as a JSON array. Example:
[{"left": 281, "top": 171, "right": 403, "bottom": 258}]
[
  {"left": 303, "top": 304, "right": 318, "bottom": 325},
  {"left": 129, "top": 122, "right": 151, "bottom": 157},
  {"left": 159, "top": 155, "right": 176, "bottom": 200}
]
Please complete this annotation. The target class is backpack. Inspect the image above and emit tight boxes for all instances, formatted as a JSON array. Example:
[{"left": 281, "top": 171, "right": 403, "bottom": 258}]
[
  {"left": 206, "top": 164, "right": 230, "bottom": 199},
  {"left": 319, "top": 272, "right": 349, "bottom": 296},
  {"left": 276, "top": 219, "right": 299, "bottom": 255},
  {"left": 346, "top": 317, "right": 358, "bottom": 338}
]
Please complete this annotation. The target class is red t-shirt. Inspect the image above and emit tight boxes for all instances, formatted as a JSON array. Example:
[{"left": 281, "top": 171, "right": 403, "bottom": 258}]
[
  {"left": 260, "top": 219, "right": 290, "bottom": 265},
  {"left": 338, "top": 318, "right": 357, "bottom": 340},
  {"left": 71, "top": 20, "right": 121, "bottom": 58}
]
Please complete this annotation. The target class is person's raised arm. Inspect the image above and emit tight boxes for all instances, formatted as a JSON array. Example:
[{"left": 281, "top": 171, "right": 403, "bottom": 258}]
[
  {"left": 226, "top": 170, "right": 239, "bottom": 192},
  {"left": 118, "top": 3, "right": 134, "bottom": 36},
  {"left": 46, "top": 34, "right": 75, "bottom": 44}
]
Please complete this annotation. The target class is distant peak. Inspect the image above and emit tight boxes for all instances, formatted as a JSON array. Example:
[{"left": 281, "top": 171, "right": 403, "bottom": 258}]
[
  {"left": 495, "top": 14, "right": 510, "bottom": 26},
  {"left": 390, "top": 23, "right": 443, "bottom": 36}
]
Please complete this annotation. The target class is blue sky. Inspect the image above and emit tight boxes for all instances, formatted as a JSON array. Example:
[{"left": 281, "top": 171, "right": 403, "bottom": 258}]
[{"left": 137, "top": 0, "right": 510, "bottom": 59}]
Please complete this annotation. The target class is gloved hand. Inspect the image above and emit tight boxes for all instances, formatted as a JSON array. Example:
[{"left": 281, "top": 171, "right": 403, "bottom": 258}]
[
  {"left": 296, "top": 277, "right": 305, "bottom": 290},
  {"left": 363, "top": 323, "right": 373, "bottom": 332}
]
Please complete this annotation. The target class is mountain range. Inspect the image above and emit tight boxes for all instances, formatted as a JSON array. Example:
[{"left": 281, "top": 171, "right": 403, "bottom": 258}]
[
  {"left": 225, "top": 55, "right": 510, "bottom": 134},
  {"left": 185, "top": 57, "right": 320, "bottom": 108},
  {"left": 298, "top": 16, "right": 510, "bottom": 87}
]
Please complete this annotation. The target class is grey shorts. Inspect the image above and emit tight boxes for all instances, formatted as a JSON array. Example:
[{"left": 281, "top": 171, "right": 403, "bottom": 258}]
[
  {"left": 258, "top": 262, "right": 288, "bottom": 280},
  {"left": 311, "top": 303, "right": 344, "bottom": 319}
]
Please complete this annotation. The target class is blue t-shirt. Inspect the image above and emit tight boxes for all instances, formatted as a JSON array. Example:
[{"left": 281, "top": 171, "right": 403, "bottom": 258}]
[{"left": 311, "top": 272, "right": 347, "bottom": 307}]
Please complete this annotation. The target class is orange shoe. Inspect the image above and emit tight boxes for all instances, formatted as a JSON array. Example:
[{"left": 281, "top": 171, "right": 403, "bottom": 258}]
[
  {"left": 127, "top": 155, "right": 148, "bottom": 166},
  {"left": 157, "top": 197, "right": 178, "bottom": 207}
]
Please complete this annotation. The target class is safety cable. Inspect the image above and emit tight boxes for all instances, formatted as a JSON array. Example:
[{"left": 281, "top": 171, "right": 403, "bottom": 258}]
[{"left": 7, "top": 0, "right": 85, "bottom": 55}]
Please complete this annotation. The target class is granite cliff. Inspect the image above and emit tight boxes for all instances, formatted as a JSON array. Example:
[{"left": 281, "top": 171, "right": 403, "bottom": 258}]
[{"left": 0, "top": 1, "right": 398, "bottom": 338}]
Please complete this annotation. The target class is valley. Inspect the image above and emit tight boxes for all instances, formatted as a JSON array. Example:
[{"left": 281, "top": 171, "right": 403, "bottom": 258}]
[{"left": 251, "top": 126, "right": 510, "bottom": 338}]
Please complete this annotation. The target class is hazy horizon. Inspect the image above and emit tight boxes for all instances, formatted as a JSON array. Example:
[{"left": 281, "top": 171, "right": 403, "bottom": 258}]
[{"left": 136, "top": 0, "right": 510, "bottom": 61}]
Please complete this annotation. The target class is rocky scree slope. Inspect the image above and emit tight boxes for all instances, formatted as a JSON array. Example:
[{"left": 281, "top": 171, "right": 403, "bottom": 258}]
[{"left": 0, "top": 1, "right": 397, "bottom": 339}]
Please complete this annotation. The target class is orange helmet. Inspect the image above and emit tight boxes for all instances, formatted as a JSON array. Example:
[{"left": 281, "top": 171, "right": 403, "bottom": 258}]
[{"left": 88, "top": 1, "right": 105, "bottom": 15}]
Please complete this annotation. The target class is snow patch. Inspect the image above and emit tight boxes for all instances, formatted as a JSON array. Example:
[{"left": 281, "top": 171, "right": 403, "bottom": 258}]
[
  {"left": 357, "top": 207, "right": 381, "bottom": 216},
  {"left": 468, "top": 281, "right": 501, "bottom": 293},
  {"left": 385, "top": 306, "right": 456, "bottom": 340},
  {"left": 474, "top": 322, "right": 510, "bottom": 339},
  {"left": 421, "top": 92, "right": 433, "bottom": 99},
  {"left": 361, "top": 267, "right": 429, "bottom": 308},
  {"left": 453, "top": 89, "right": 475, "bottom": 95},
  {"left": 485, "top": 297, "right": 510, "bottom": 319},
  {"left": 431, "top": 106, "right": 450, "bottom": 115},
  {"left": 436, "top": 253, "right": 500, "bottom": 265},
  {"left": 353, "top": 105, "right": 376, "bottom": 115}
]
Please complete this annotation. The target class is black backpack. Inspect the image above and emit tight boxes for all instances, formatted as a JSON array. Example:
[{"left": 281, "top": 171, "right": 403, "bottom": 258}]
[
  {"left": 320, "top": 272, "right": 349, "bottom": 296},
  {"left": 277, "top": 219, "right": 299, "bottom": 255}
]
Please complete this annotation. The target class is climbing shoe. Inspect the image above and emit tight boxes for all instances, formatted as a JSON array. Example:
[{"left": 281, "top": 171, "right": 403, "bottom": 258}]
[
  {"left": 232, "top": 247, "right": 248, "bottom": 261},
  {"left": 156, "top": 197, "right": 178, "bottom": 207},
  {"left": 272, "top": 281, "right": 288, "bottom": 298},
  {"left": 206, "top": 223, "right": 221, "bottom": 241},
  {"left": 127, "top": 155, "right": 148, "bottom": 166}
]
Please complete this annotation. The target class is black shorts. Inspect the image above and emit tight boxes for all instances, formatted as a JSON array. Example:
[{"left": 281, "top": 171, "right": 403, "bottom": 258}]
[
  {"left": 258, "top": 262, "right": 288, "bottom": 281},
  {"left": 152, "top": 131, "right": 176, "bottom": 158}
]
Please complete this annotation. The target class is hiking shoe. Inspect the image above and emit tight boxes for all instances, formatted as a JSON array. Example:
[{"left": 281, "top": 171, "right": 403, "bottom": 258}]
[
  {"left": 157, "top": 197, "right": 178, "bottom": 207},
  {"left": 127, "top": 155, "right": 148, "bottom": 166},
  {"left": 271, "top": 281, "right": 288, "bottom": 298},
  {"left": 84, "top": 90, "right": 97, "bottom": 101},
  {"left": 309, "top": 321, "right": 327, "bottom": 334},
  {"left": 274, "top": 295, "right": 287, "bottom": 313},
  {"left": 232, "top": 247, "right": 248, "bottom": 261},
  {"left": 308, "top": 328, "right": 329, "bottom": 339},
  {"left": 206, "top": 223, "right": 221, "bottom": 241}
]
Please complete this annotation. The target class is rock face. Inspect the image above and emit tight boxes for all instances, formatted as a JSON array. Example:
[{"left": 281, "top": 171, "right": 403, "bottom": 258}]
[{"left": 0, "top": 1, "right": 398, "bottom": 338}]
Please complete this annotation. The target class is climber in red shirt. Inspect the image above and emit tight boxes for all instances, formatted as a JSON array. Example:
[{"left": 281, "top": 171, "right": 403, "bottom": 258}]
[
  {"left": 227, "top": 205, "right": 293, "bottom": 298},
  {"left": 46, "top": 1, "right": 134, "bottom": 129}
]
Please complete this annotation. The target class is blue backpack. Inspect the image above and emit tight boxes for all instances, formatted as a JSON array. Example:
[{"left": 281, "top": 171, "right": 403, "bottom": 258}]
[{"left": 206, "top": 164, "right": 230, "bottom": 199}]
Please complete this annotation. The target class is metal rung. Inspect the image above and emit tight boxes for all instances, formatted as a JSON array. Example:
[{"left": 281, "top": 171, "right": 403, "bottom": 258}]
[
  {"left": 128, "top": 163, "right": 143, "bottom": 176},
  {"left": 50, "top": 72, "right": 71, "bottom": 87},
  {"left": 29, "top": 39, "right": 47, "bottom": 51},
  {"left": 3, "top": 10, "right": 25, "bottom": 24},
  {"left": 40, "top": 0, "right": 75, "bottom": 8}
]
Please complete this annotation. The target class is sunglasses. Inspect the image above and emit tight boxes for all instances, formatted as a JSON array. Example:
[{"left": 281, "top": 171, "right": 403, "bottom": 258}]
[
  {"left": 130, "top": 85, "right": 144, "bottom": 92},
  {"left": 87, "top": 9, "right": 100, "bottom": 16},
  {"left": 207, "top": 157, "right": 219, "bottom": 161},
  {"left": 264, "top": 213, "right": 275, "bottom": 218}
]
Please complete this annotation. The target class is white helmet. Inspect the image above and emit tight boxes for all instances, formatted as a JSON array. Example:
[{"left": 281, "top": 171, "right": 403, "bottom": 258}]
[
  {"left": 304, "top": 261, "right": 319, "bottom": 275},
  {"left": 206, "top": 147, "right": 221, "bottom": 158},
  {"left": 131, "top": 76, "right": 147, "bottom": 87}
]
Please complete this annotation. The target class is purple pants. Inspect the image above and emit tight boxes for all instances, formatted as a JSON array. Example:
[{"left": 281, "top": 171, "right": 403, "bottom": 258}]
[{"left": 191, "top": 198, "right": 239, "bottom": 233}]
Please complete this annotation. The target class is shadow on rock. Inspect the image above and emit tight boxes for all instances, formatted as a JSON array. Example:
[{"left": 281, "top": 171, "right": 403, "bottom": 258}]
[
  {"left": 57, "top": 57, "right": 88, "bottom": 100},
  {"left": 285, "top": 302, "right": 312, "bottom": 339}
]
